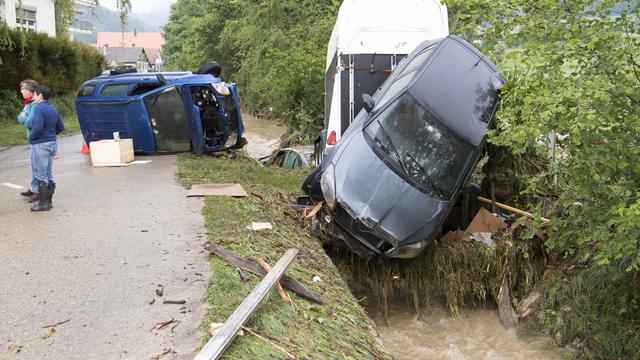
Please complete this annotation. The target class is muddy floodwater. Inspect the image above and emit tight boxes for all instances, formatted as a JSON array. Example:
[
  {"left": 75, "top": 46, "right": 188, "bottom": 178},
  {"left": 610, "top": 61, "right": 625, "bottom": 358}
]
[
  {"left": 242, "top": 114, "right": 287, "bottom": 160},
  {"left": 369, "top": 303, "right": 565, "bottom": 360}
]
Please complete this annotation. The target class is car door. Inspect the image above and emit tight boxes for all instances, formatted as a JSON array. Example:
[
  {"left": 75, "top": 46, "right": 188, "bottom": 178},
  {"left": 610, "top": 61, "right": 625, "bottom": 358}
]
[{"left": 143, "top": 86, "right": 191, "bottom": 152}]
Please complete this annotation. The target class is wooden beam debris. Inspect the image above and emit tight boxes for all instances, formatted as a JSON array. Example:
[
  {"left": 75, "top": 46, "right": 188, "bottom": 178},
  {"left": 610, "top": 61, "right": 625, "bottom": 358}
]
[
  {"left": 194, "top": 248, "right": 299, "bottom": 360},
  {"left": 477, "top": 196, "right": 550, "bottom": 223},
  {"left": 203, "top": 242, "right": 323, "bottom": 304}
]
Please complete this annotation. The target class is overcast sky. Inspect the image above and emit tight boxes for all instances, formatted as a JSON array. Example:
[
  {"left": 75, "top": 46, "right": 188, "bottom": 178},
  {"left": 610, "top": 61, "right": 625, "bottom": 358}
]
[{"left": 100, "top": 0, "right": 176, "bottom": 14}]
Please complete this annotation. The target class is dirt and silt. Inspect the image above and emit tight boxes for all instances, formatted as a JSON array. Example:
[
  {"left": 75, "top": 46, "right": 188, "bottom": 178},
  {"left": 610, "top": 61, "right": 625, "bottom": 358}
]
[{"left": 243, "top": 114, "right": 564, "bottom": 359}]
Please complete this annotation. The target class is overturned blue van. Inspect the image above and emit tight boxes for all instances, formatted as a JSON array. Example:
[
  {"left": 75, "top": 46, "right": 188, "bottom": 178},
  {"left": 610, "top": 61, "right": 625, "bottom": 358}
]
[{"left": 76, "top": 64, "right": 245, "bottom": 154}]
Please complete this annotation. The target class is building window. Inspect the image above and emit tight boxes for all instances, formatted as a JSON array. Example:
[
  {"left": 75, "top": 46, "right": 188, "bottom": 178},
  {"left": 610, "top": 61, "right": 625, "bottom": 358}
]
[{"left": 16, "top": 7, "right": 37, "bottom": 32}]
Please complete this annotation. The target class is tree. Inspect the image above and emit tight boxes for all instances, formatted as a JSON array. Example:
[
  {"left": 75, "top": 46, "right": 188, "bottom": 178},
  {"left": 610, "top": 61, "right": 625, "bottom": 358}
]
[
  {"left": 163, "top": 0, "right": 339, "bottom": 138},
  {"left": 444, "top": 0, "right": 640, "bottom": 270}
]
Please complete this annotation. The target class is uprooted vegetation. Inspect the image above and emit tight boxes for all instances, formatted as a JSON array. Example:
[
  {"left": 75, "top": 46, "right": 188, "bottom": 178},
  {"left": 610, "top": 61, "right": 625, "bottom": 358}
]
[
  {"left": 177, "top": 153, "right": 391, "bottom": 359},
  {"left": 341, "top": 232, "right": 546, "bottom": 321}
]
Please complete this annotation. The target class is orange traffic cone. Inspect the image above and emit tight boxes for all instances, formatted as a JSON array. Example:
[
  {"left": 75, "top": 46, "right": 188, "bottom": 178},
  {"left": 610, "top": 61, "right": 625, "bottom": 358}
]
[{"left": 81, "top": 141, "right": 90, "bottom": 154}]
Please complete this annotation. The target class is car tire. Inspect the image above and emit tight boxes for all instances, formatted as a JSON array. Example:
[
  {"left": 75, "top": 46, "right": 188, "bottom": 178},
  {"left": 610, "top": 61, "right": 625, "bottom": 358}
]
[
  {"left": 196, "top": 61, "right": 222, "bottom": 77},
  {"left": 110, "top": 66, "right": 136, "bottom": 75}
]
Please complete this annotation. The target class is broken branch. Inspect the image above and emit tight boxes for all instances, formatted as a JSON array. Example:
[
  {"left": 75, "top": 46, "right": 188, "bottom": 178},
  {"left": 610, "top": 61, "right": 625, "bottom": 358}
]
[
  {"left": 249, "top": 256, "right": 289, "bottom": 304},
  {"left": 152, "top": 318, "right": 179, "bottom": 331},
  {"left": 242, "top": 326, "right": 296, "bottom": 359},
  {"left": 162, "top": 299, "right": 186, "bottom": 305},
  {"left": 42, "top": 319, "right": 70, "bottom": 328}
]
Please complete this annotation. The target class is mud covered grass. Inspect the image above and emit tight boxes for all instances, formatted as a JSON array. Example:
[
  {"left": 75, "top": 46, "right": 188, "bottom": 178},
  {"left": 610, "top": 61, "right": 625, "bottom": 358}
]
[
  {"left": 0, "top": 113, "right": 81, "bottom": 147},
  {"left": 177, "top": 153, "right": 391, "bottom": 360},
  {"left": 339, "top": 233, "right": 546, "bottom": 320}
]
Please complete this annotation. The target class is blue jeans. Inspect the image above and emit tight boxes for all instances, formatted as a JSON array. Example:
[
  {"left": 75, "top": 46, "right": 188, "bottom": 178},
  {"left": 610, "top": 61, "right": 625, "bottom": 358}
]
[
  {"left": 29, "top": 146, "right": 38, "bottom": 192},
  {"left": 32, "top": 141, "right": 57, "bottom": 185}
]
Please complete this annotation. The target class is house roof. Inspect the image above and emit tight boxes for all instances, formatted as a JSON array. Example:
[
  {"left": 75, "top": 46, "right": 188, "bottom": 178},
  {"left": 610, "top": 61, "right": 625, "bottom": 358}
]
[
  {"left": 145, "top": 48, "right": 163, "bottom": 65},
  {"left": 101, "top": 47, "right": 148, "bottom": 64},
  {"left": 96, "top": 32, "right": 164, "bottom": 49}
]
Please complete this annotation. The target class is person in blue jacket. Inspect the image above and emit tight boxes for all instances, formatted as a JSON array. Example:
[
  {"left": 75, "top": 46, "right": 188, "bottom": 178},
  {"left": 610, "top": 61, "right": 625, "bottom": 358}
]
[
  {"left": 17, "top": 79, "right": 39, "bottom": 200},
  {"left": 28, "top": 86, "right": 65, "bottom": 212}
]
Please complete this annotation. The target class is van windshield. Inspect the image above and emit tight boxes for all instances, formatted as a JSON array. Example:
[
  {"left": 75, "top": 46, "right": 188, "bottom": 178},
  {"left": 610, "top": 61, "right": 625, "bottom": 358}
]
[{"left": 364, "top": 93, "right": 476, "bottom": 199}]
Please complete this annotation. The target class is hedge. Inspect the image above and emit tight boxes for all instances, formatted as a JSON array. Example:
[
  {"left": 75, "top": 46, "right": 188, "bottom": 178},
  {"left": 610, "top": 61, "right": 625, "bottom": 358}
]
[{"left": 0, "top": 23, "right": 104, "bottom": 97}]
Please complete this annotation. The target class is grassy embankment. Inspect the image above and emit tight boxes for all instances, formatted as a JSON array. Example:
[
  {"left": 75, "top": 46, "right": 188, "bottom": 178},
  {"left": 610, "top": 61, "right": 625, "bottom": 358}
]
[{"left": 177, "top": 153, "right": 391, "bottom": 359}]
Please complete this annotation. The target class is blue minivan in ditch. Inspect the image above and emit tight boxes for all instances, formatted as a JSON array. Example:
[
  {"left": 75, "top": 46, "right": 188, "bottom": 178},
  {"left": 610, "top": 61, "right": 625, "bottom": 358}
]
[{"left": 76, "top": 64, "right": 245, "bottom": 154}]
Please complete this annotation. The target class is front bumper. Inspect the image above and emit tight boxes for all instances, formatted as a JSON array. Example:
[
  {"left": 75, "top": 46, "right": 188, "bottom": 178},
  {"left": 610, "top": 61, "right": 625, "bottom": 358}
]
[{"left": 329, "top": 204, "right": 432, "bottom": 260}]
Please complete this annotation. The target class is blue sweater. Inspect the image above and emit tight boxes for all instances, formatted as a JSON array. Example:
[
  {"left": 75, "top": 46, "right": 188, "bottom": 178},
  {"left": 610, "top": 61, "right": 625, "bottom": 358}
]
[{"left": 28, "top": 101, "right": 65, "bottom": 144}]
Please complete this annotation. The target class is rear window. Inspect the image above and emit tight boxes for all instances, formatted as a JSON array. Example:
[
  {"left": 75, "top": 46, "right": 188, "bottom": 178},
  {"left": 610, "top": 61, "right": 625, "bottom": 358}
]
[
  {"left": 99, "top": 84, "right": 129, "bottom": 97},
  {"left": 78, "top": 85, "right": 95, "bottom": 97}
]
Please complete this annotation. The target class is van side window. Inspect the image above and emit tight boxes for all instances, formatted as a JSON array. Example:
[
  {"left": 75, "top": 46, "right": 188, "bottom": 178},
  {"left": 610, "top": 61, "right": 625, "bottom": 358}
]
[
  {"left": 99, "top": 84, "right": 130, "bottom": 97},
  {"left": 78, "top": 85, "right": 95, "bottom": 97},
  {"left": 143, "top": 87, "right": 191, "bottom": 152}
]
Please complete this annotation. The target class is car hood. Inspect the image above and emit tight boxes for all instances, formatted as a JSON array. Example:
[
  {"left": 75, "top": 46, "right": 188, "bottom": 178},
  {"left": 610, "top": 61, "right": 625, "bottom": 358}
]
[{"left": 330, "top": 131, "right": 449, "bottom": 246}]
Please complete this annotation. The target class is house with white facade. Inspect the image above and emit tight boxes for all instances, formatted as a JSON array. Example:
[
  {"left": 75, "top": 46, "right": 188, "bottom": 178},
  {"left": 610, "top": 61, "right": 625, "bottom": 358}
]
[
  {"left": 0, "top": 0, "right": 93, "bottom": 38},
  {"left": 0, "top": 0, "right": 56, "bottom": 36}
]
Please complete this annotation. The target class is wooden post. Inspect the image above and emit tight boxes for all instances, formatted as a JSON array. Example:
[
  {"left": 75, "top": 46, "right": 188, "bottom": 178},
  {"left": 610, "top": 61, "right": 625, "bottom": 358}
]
[{"left": 194, "top": 248, "right": 299, "bottom": 360}]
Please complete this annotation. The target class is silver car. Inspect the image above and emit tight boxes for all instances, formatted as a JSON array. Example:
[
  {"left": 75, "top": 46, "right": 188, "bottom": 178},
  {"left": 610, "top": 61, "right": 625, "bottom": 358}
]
[{"left": 302, "top": 35, "right": 504, "bottom": 259}]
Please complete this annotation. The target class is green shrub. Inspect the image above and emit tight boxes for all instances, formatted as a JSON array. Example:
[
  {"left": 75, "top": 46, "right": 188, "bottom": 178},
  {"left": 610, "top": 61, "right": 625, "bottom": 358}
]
[
  {"left": 0, "top": 89, "right": 22, "bottom": 120},
  {"left": 0, "top": 23, "right": 103, "bottom": 95}
]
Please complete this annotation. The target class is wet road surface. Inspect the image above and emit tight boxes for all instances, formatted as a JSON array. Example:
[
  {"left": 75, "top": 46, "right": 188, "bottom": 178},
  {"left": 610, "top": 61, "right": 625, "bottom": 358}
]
[{"left": 0, "top": 134, "right": 208, "bottom": 359}]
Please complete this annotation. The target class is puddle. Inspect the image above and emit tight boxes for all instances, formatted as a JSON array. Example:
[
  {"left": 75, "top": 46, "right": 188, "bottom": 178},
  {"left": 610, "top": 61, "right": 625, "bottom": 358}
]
[{"left": 368, "top": 302, "right": 565, "bottom": 360}]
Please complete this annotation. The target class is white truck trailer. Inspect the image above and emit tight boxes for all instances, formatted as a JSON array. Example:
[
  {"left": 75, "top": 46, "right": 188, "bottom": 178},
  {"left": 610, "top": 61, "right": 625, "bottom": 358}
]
[{"left": 316, "top": 0, "right": 449, "bottom": 163}]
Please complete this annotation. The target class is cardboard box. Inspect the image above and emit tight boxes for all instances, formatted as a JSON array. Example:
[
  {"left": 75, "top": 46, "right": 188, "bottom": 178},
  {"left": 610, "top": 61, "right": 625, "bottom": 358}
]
[{"left": 90, "top": 139, "right": 134, "bottom": 166}]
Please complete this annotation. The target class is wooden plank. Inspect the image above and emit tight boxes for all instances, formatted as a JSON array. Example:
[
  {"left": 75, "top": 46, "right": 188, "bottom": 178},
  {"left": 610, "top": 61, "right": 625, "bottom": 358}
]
[
  {"left": 249, "top": 256, "right": 289, "bottom": 303},
  {"left": 187, "top": 184, "right": 248, "bottom": 197},
  {"left": 203, "top": 242, "right": 322, "bottom": 305},
  {"left": 194, "top": 248, "right": 299, "bottom": 360},
  {"left": 477, "top": 196, "right": 550, "bottom": 223}
]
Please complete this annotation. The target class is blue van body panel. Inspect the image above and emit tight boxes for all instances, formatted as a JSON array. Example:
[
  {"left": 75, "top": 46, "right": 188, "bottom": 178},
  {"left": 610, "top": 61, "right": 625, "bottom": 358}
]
[{"left": 76, "top": 72, "right": 245, "bottom": 154}]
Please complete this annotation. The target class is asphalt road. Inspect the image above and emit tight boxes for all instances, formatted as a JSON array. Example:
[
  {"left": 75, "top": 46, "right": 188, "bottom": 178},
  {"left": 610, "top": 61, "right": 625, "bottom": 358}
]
[{"left": 0, "top": 134, "right": 208, "bottom": 359}]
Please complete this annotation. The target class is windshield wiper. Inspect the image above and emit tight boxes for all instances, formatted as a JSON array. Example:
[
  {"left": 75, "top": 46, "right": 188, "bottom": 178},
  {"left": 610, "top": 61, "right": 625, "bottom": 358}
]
[
  {"left": 376, "top": 122, "right": 408, "bottom": 175},
  {"left": 404, "top": 151, "right": 445, "bottom": 199}
]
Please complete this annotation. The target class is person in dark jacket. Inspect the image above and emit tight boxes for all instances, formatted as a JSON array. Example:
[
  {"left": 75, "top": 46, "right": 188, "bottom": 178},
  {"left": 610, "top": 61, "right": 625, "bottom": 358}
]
[
  {"left": 17, "top": 79, "right": 39, "bottom": 199},
  {"left": 28, "top": 86, "right": 65, "bottom": 212}
]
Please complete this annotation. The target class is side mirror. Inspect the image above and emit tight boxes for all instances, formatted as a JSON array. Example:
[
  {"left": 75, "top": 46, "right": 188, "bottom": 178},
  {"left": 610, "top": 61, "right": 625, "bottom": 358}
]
[{"left": 362, "top": 94, "right": 375, "bottom": 113}]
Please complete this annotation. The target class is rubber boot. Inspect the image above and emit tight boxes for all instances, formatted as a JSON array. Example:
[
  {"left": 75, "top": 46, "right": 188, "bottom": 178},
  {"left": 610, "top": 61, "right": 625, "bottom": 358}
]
[
  {"left": 31, "top": 180, "right": 51, "bottom": 212},
  {"left": 28, "top": 192, "right": 40, "bottom": 203},
  {"left": 48, "top": 181, "right": 56, "bottom": 209}
]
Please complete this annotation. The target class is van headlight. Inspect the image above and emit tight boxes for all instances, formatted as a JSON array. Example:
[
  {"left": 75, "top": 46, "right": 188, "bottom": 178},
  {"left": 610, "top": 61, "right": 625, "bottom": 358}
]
[
  {"left": 212, "top": 82, "right": 231, "bottom": 96},
  {"left": 385, "top": 240, "right": 428, "bottom": 259},
  {"left": 225, "top": 132, "right": 238, "bottom": 148},
  {"left": 320, "top": 164, "right": 337, "bottom": 210}
]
